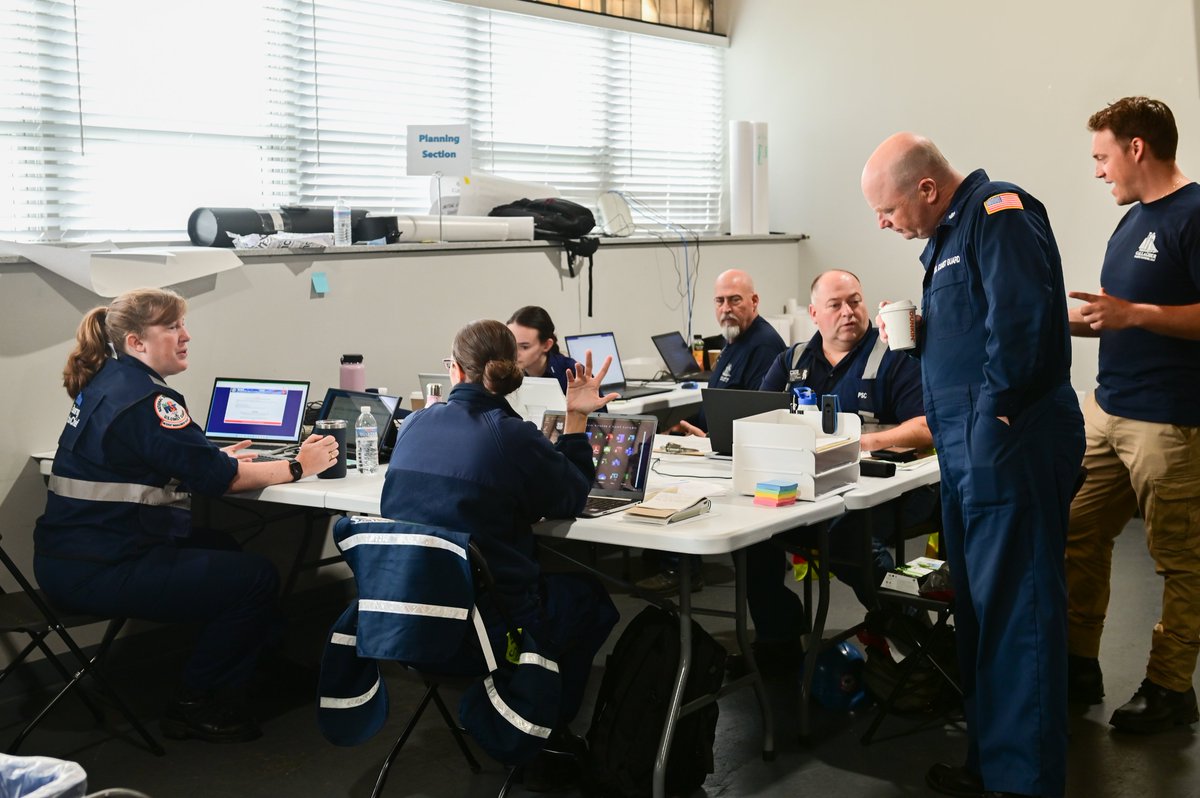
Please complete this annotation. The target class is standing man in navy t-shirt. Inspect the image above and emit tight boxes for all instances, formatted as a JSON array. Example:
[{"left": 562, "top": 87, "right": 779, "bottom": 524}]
[{"left": 1066, "top": 96, "right": 1200, "bottom": 734}]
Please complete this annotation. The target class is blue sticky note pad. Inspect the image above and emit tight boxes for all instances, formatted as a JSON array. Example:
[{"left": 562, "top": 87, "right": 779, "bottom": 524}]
[
  {"left": 757, "top": 479, "right": 798, "bottom": 492},
  {"left": 311, "top": 271, "right": 329, "bottom": 294}
]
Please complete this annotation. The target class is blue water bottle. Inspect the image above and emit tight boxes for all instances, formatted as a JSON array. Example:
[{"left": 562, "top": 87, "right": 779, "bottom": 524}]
[{"left": 791, "top": 386, "right": 817, "bottom": 412}]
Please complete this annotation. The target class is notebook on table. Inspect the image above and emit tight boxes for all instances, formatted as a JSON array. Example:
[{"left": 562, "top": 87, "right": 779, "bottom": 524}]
[
  {"left": 651, "top": 331, "right": 711, "bottom": 381},
  {"left": 203, "top": 378, "right": 310, "bottom": 456},
  {"left": 539, "top": 411, "right": 658, "bottom": 517},
  {"left": 563, "top": 331, "right": 671, "bottom": 400},
  {"left": 316, "top": 388, "right": 404, "bottom": 463},
  {"left": 701, "top": 387, "right": 792, "bottom": 457}
]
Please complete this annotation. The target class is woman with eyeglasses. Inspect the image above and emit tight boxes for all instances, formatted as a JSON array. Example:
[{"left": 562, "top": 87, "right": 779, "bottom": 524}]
[
  {"left": 506, "top": 305, "right": 577, "bottom": 392},
  {"left": 33, "top": 287, "right": 339, "bottom": 744},
  {"left": 382, "top": 318, "right": 618, "bottom": 791}
]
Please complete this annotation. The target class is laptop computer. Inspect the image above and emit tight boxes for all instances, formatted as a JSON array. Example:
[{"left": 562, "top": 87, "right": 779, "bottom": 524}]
[
  {"left": 701, "top": 388, "right": 791, "bottom": 457},
  {"left": 316, "top": 388, "right": 404, "bottom": 463},
  {"left": 416, "top": 372, "right": 452, "bottom": 402},
  {"left": 651, "top": 331, "right": 712, "bottom": 381},
  {"left": 540, "top": 411, "right": 658, "bottom": 517},
  {"left": 203, "top": 378, "right": 310, "bottom": 455},
  {"left": 563, "top": 332, "right": 671, "bottom": 400},
  {"left": 508, "top": 376, "right": 566, "bottom": 427}
]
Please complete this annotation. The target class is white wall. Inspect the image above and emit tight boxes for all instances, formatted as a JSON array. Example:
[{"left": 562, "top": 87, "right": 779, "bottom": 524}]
[
  {"left": 0, "top": 238, "right": 803, "bottom": 583},
  {"left": 723, "top": 0, "right": 1200, "bottom": 392}
]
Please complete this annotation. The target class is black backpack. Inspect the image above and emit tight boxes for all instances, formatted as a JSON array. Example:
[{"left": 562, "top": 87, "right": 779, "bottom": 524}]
[
  {"left": 585, "top": 605, "right": 726, "bottom": 798},
  {"left": 489, "top": 198, "right": 603, "bottom": 316}
]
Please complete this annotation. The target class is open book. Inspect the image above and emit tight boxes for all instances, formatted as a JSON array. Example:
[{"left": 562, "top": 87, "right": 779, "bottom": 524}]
[{"left": 623, "top": 490, "right": 712, "bottom": 525}]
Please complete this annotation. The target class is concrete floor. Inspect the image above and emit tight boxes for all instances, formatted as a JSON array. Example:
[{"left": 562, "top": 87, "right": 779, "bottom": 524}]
[{"left": 2, "top": 519, "right": 1197, "bottom": 797}]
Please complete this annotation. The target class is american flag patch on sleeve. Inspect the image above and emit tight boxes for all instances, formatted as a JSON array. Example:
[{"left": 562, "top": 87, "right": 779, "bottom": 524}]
[{"left": 983, "top": 192, "right": 1024, "bottom": 214}]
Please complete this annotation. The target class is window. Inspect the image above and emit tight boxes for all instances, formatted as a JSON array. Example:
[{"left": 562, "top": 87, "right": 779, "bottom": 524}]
[
  {"left": 0, "top": 0, "right": 724, "bottom": 243},
  {"left": 524, "top": 0, "right": 713, "bottom": 33}
]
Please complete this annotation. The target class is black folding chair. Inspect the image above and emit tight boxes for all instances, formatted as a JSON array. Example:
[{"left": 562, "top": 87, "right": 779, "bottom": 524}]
[{"left": 0, "top": 533, "right": 164, "bottom": 755}]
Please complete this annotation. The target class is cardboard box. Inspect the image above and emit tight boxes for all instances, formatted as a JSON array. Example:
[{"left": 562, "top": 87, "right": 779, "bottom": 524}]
[{"left": 880, "top": 557, "right": 946, "bottom": 596}]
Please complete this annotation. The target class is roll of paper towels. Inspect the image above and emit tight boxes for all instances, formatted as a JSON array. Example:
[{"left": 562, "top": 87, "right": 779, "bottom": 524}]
[
  {"left": 752, "top": 121, "right": 769, "bottom": 234},
  {"left": 729, "top": 121, "right": 754, "bottom": 235}
]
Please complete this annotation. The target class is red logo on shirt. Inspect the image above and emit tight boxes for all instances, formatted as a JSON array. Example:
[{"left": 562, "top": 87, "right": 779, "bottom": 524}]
[{"left": 154, "top": 394, "right": 191, "bottom": 429}]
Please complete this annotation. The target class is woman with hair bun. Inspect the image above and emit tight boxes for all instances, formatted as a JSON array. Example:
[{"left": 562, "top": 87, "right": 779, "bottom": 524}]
[
  {"left": 381, "top": 318, "right": 617, "bottom": 790},
  {"left": 34, "top": 287, "right": 339, "bottom": 744}
]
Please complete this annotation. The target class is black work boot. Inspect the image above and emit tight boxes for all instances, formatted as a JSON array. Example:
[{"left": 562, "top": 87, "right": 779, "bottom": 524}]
[
  {"left": 1109, "top": 678, "right": 1199, "bottom": 734},
  {"left": 161, "top": 690, "right": 262, "bottom": 743},
  {"left": 1067, "top": 654, "right": 1104, "bottom": 705},
  {"left": 925, "top": 762, "right": 984, "bottom": 797}
]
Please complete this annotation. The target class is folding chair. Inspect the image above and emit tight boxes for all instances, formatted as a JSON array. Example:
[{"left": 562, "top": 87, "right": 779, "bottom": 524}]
[
  {"left": 318, "top": 518, "right": 519, "bottom": 798},
  {"left": 0, "top": 533, "right": 164, "bottom": 755},
  {"left": 369, "top": 541, "right": 518, "bottom": 798}
]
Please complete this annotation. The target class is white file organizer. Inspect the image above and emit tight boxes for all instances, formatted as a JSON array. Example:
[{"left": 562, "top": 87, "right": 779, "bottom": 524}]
[{"left": 732, "top": 409, "right": 861, "bottom": 500}]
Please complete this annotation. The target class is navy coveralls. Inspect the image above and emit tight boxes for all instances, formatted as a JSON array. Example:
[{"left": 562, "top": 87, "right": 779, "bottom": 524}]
[
  {"left": 34, "top": 356, "right": 279, "bottom": 694},
  {"left": 919, "top": 170, "right": 1083, "bottom": 797},
  {"left": 381, "top": 382, "right": 618, "bottom": 726},
  {"left": 745, "top": 327, "right": 934, "bottom": 640}
]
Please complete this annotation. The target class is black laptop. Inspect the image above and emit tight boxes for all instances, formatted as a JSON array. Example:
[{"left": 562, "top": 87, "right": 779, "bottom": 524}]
[
  {"left": 651, "top": 331, "right": 712, "bottom": 381},
  {"left": 540, "top": 411, "right": 657, "bottom": 517},
  {"left": 701, "top": 388, "right": 791, "bottom": 457},
  {"left": 563, "top": 332, "right": 672, "bottom": 400},
  {"left": 203, "top": 378, "right": 310, "bottom": 456},
  {"left": 315, "top": 388, "right": 406, "bottom": 463}
]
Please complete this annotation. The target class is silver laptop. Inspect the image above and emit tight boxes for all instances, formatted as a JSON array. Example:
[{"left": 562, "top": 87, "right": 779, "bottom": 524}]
[
  {"left": 563, "top": 331, "right": 671, "bottom": 400},
  {"left": 540, "top": 411, "right": 657, "bottom": 517},
  {"left": 416, "top": 372, "right": 452, "bottom": 401},
  {"left": 203, "top": 377, "right": 310, "bottom": 455}
]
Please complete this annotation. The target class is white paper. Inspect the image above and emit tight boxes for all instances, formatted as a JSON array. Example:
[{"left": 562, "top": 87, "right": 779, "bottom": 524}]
[
  {"left": 729, "top": 120, "right": 754, "bottom": 235},
  {"left": 452, "top": 172, "right": 561, "bottom": 218},
  {"left": 0, "top": 240, "right": 242, "bottom": 297},
  {"left": 392, "top": 215, "right": 530, "bottom": 242}
]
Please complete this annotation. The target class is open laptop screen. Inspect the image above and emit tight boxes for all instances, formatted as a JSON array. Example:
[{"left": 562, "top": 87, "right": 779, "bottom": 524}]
[
  {"left": 651, "top": 331, "right": 704, "bottom": 380},
  {"left": 204, "top": 378, "right": 309, "bottom": 446},
  {"left": 317, "top": 388, "right": 400, "bottom": 454},
  {"left": 540, "top": 411, "right": 656, "bottom": 498},
  {"left": 563, "top": 332, "right": 626, "bottom": 389}
]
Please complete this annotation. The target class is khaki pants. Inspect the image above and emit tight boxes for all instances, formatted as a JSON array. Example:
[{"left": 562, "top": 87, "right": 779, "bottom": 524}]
[{"left": 1066, "top": 393, "right": 1200, "bottom": 692}]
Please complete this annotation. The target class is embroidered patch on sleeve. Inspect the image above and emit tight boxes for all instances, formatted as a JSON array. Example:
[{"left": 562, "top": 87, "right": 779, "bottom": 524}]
[
  {"left": 983, "top": 192, "right": 1024, "bottom": 214},
  {"left": 154, "top": 394, "right": 191, "bottom": 429}
]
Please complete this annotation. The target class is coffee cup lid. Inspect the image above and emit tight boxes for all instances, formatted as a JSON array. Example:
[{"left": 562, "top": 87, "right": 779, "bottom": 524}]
[{"left": 880, "top": 299, "right": 915, "bottom": 311}]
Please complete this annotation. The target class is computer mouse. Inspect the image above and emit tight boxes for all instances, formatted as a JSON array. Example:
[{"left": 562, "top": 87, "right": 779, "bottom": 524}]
[{"left": 681, "top": 381, "right": 698, "bottom": 389}]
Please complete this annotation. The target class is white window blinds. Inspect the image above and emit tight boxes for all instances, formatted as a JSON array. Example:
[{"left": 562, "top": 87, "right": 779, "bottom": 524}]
[{"left": 1, "top": 0, "right": 724, "bottom": 242}]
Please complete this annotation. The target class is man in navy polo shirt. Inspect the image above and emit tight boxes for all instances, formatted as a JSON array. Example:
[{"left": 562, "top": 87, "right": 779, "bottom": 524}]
[
  {"left": 739, "top": 268, "right": 935, "bottom": 671},
  {"left": 1066, "top": 96, "right": 1200, "bottom": 734}
]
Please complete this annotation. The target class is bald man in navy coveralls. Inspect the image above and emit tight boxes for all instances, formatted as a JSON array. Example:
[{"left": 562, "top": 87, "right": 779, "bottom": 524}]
[{"left": 863, "top": 133, "right": 1084, "bottom": 798}]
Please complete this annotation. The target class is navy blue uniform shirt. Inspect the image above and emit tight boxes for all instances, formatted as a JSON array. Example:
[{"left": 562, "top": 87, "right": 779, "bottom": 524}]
[
  {"left": 1096, "top": 182, "right": 1200, "bottom": 425},
  {"left": 759, "top": 325, "right": 924, "bottom": 424},
  {"left": 381, "top": 381, "right": 593, "bottom": 618},
  {"left": 691, "top": 314, "right": 787, "bottom": 431},
  {"left": 543, "top": 349, "right": 578, "bottom": 393},
  {"left": 918, "top": 169, "right": 1072, "bottom": 421}
]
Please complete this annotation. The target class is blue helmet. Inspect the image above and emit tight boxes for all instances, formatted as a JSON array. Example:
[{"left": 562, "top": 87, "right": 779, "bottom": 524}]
[{"left": 810, "top": 642, "right": 871, "bottom": 712}]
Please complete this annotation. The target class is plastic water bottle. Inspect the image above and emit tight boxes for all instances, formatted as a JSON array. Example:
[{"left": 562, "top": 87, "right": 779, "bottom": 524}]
[
  {"left": 354, "top": 405, "right": 378, "bottom": 475},
  {"left": 334, "top": 197, "right": 352, "bottom": 246}
]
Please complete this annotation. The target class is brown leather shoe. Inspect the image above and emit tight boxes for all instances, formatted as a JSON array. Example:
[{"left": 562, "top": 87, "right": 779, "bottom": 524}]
[
  {"left": 926, "top": 762, "right": 984, "bottom": 798},
  {"left": 1109, "top": 678, "right": 1199, "bottom": 734}
]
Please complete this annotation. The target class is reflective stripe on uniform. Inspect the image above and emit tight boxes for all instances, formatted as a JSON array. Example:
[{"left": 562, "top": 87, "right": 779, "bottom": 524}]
[
  {"left": 339, "top": 532, "right": 467, "bottom": 560},
  {"left": 860, "top": 334, "right": 889, "bottom": 380},
  {"left": 483, "top": 675, "right": 552, "bottom": 739},
  {"left": 48, "top": 474, "right": 190, "bottom": 508},
  {"left": 358, "top": 599, "right": 470, "bottom": 621},
  {"left": 319, "top": 676, "right": 382, "bottom": 710}
]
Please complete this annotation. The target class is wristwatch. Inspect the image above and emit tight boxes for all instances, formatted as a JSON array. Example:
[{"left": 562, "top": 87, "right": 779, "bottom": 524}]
[{"left": 287, "top": 459, "right": 304, "bottom": 482}]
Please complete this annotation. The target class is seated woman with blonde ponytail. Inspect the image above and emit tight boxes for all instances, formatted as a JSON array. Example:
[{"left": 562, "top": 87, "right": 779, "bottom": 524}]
[{"left": 34, "top": 287, "right": 339, "bottom": 743}]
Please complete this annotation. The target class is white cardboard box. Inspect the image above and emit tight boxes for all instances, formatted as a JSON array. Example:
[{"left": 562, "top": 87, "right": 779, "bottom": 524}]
[{"left": 732, "top": 409, "right": 861, "bottom": 499}]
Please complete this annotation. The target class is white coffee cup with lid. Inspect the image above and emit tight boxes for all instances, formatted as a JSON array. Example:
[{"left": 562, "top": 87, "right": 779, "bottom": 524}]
[{"left": 878, "top": 300, "right": 918, "bottom": 351}]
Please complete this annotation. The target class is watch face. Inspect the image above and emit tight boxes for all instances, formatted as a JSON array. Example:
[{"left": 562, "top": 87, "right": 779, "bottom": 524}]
[{"left": 289, "top": 459, "right": 304, "bottom": 481}]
